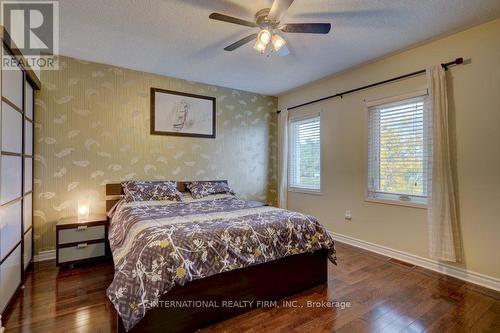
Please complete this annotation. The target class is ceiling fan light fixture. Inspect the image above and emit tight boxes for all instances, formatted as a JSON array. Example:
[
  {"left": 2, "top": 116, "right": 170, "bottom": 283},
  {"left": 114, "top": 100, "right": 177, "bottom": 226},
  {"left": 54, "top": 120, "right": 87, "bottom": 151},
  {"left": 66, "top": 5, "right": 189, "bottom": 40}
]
[
  {"left": 257, "top": 29, "right": 271, "bottom": 45},
  {"left": 211, "top": 0, "right": 332, "bottom": 55},
  {"left": 271, "top": 34, "right": 286, "bottom": 52}
]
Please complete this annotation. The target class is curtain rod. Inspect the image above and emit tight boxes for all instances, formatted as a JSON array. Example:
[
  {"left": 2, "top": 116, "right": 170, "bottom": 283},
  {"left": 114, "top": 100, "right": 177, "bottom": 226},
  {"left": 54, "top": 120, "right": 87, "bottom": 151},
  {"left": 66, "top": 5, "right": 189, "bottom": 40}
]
[{"left": 276, "top": 57, "right": 464, "bottom": 114}]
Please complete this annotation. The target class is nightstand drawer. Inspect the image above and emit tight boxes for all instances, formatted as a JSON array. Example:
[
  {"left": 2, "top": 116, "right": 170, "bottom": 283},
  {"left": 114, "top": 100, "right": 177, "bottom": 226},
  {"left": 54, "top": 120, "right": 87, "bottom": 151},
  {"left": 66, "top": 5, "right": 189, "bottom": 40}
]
[
  {"left": 58, "top": 242, "right": 105, "bottom": 264},
  {"left": 58, "top": 225, "right": 105, "bottom": 244}
]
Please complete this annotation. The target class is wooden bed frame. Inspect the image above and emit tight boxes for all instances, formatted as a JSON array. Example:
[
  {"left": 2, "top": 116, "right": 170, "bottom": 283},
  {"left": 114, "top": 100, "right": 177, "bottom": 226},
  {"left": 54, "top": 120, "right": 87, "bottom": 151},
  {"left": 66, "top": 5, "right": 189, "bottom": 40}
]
[{"left": 106, "top": 182, "right": 329, "bottom": 333}]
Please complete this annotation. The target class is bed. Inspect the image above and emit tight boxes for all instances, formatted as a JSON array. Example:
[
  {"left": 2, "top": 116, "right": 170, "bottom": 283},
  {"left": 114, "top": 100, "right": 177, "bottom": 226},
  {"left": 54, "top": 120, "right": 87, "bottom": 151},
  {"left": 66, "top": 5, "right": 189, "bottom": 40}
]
[{"left": 105, "top": 181, "right": 336, "bottom": 333}]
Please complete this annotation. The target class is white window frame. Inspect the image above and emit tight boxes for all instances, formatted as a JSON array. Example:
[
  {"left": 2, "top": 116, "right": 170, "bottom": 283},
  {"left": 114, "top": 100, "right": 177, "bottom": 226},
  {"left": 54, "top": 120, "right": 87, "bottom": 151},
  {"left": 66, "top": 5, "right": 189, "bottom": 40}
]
[
  {"left": 366, "top": 90, "right": 430, "bottom": 208},
  {"left": 288, "top": 113, "right": 322, "bottom": 194}
]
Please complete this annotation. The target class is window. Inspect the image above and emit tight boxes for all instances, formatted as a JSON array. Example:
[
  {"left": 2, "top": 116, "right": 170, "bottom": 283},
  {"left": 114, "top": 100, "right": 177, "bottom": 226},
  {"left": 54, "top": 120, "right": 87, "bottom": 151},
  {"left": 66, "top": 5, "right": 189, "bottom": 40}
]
[
  {"left": 288, "top": 114, "right": 321, "bottom": 192},
  {"left": 367, "top": 94, "right": 431, "bottom": 205}
]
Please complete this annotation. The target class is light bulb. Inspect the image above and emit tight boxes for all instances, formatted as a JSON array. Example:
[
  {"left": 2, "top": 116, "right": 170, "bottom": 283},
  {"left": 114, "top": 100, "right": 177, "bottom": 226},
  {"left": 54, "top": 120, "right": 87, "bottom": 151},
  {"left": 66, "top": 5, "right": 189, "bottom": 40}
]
[
  {"left": 78, "top": 206, "right": 89, "bottom": 215},
  {"left": 271, "top": 34, "right": 286, "bottom": 52},
  {"left": 257, "top": 29, "right": 271, "bottom": 45},
  {"left": 253, "top": 40, "right": 267, "bottom": 54}
]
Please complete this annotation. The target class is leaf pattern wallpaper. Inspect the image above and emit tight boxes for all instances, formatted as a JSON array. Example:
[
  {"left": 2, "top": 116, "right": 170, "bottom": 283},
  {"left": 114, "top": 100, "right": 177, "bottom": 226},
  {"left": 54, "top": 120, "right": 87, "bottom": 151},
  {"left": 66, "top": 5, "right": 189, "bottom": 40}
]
[{"left": 34, "top": 55, "right": 278, "bottom": 254}]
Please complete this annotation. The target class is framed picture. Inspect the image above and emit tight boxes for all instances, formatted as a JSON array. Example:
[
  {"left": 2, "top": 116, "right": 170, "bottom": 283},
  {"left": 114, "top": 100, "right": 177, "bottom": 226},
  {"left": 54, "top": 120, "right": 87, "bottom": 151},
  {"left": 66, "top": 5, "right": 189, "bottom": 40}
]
[{"left": 150, "top": 88, "right": 216, "bottom": 138}]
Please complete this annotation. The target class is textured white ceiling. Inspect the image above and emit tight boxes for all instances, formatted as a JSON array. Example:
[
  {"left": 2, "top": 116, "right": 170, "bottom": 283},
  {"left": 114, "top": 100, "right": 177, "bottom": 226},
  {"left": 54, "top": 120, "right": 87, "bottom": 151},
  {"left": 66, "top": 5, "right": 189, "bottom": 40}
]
[{"left": 58, "top": 0, "right": 500, "bottom": 95}]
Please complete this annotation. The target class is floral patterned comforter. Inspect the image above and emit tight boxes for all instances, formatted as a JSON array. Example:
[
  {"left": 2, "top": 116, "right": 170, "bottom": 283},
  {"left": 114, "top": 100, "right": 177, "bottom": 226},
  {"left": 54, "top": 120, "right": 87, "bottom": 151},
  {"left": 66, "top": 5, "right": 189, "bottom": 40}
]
[{"left": 106, "top": 194, "right": 336, "bottom": 331}]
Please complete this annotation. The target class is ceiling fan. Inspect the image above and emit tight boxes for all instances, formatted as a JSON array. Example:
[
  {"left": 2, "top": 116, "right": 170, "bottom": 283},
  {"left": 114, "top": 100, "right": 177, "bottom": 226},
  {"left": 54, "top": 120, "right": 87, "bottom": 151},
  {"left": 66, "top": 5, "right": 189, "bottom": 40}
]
[{"left": 209, "top": 0, "right": 331, "bottom": 56}]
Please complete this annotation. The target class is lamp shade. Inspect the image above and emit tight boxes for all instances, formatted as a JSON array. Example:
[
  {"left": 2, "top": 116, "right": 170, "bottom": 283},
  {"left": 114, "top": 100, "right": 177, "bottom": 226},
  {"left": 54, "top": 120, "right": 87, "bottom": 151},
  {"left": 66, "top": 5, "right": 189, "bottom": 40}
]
[
  {"left": 77, "top": 200, "right": 90, "bottom": 220},
  {"left": 271, "top": 34, "right": 287, "bottom": 52},
  {"left": 257, "top": 29, "right": 271, "bottom": 45},
  {"left": 253, "top": 39, "right": 267, "bottom": 54}
]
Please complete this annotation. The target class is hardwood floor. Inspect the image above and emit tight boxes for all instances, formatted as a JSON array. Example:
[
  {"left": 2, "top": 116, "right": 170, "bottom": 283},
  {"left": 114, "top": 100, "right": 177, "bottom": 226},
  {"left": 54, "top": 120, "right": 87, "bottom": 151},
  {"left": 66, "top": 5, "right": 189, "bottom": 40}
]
[{"left": 3, "top": 242, "right": 499, "bottom": 333}]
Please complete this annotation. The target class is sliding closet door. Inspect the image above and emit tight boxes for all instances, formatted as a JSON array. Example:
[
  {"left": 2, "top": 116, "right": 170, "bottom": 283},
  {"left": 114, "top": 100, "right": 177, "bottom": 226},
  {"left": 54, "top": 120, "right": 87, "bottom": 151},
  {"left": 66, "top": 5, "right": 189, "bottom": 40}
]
[
  {"left": 0, "top": 51, "right": 24, "bottom": 313},
  {"left": 23, "top": 80, "right": 34, "bottom": 270}
]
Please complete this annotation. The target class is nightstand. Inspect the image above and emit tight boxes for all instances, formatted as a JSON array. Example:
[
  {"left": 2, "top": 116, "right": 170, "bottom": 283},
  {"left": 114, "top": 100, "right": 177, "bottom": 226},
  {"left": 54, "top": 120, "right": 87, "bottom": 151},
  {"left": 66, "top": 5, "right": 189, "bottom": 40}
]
[{"left": 56, "top": 215, "right": 109, "bottom": 268}]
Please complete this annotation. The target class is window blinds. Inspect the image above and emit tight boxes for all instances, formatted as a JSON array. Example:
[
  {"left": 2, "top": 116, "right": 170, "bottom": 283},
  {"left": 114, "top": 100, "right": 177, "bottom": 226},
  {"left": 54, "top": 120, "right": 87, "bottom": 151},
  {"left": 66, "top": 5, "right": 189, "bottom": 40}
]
[
  {"left": 368, "top": 95, "right": 431, "bottom": 203},
  {"left": 288, "top": 115, "right": 321, "bottom": 191}
]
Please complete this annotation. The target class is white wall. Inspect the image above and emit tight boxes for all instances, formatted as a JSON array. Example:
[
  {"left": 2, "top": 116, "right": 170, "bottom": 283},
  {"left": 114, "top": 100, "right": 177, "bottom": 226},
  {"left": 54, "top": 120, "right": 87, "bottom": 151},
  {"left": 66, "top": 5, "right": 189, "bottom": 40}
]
[{"left": 278, "top": 19, "right": 500, "bottom": 280}]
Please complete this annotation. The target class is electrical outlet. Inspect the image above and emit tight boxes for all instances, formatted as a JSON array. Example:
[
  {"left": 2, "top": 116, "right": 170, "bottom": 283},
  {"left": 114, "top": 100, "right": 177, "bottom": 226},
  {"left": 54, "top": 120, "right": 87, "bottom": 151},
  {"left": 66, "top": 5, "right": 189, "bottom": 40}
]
[{"left": 345, "top": 210, "right": 352, "bottom": 221}]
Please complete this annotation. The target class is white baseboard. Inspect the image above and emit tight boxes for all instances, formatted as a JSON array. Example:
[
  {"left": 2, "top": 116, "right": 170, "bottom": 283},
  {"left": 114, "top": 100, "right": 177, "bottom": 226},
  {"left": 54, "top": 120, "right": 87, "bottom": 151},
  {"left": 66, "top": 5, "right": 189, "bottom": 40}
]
[
  {"left": 330, "top": 232, "right": 500, "bottom": 292},
  {"left": 34, "top": 249, "right": 56, "bottom": 262},
  {"left": 30, "top": 234, "right": 500, "bottom": 291}
]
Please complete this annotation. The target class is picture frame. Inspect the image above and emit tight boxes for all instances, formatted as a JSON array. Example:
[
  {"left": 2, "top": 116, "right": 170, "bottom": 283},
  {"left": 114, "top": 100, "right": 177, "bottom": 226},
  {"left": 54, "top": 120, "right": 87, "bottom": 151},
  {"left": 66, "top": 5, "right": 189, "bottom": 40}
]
[{"left": 150, "top": 88, "right": 216, "bottom": 138}]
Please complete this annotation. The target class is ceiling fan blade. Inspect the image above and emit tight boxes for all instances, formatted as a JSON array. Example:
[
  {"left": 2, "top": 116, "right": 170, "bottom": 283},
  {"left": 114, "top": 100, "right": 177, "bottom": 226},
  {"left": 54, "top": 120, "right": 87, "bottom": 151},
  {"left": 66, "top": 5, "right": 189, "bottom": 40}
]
[
  {"left": 209, "top": 13, "right": 258, "bottom": 28},
  {"left": 224, "top": 33, "right": 258, "bottom": 51},
  {"left": 280, "top": 23, "right": 331, "bottom": 34},
  {"left": 268, "top": 0, "right": 295, "bottom": 21}
]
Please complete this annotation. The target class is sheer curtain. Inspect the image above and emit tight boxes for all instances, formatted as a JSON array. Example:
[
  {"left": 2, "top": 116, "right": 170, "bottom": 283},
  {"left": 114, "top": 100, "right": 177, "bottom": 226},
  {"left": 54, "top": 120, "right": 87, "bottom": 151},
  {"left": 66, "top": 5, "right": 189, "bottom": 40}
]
[
  {"left": 278, "top": 108, "right": 288, "bottom": 208},
  {"left": 427, "top": 65, "right": 461, "bottom": 262}
]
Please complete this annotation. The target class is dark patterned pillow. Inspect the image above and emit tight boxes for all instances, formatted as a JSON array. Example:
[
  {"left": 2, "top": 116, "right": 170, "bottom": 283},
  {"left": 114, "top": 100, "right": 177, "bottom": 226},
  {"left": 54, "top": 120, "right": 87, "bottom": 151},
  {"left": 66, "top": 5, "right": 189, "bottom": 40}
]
[
  {"left": 121, "top": 181, "right": 182, "bottom": 202},
  {"left": 187, "top": 181, "right": 235, "bottom": 199}
]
